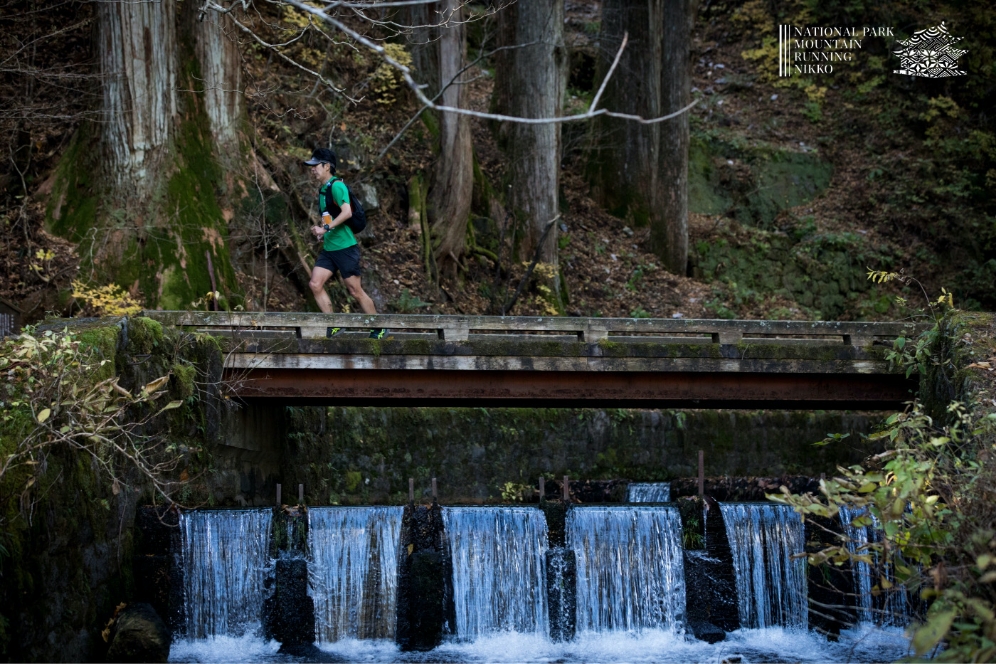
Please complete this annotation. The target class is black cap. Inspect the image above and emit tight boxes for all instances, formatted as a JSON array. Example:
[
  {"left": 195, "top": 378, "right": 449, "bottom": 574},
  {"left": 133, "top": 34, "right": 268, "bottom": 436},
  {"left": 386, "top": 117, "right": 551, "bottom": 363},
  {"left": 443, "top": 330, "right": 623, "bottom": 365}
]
[{"left": 303, "top": 147, "right": 337, "bottom": 171}]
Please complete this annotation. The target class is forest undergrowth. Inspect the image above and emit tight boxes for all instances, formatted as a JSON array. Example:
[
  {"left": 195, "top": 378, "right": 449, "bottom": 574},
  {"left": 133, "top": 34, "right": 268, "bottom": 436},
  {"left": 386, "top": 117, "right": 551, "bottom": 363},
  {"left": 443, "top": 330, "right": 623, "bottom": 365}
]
[{"left": 0, "top": 0, "right": 993, "bottom": 323}]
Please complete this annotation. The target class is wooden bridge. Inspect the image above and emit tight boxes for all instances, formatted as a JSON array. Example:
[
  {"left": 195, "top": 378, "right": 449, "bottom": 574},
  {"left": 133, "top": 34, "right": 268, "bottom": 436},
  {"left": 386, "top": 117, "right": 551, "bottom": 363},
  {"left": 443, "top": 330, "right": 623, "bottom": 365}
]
[{"left": 144, "top": 311, "right": 923, "bottom": 409}]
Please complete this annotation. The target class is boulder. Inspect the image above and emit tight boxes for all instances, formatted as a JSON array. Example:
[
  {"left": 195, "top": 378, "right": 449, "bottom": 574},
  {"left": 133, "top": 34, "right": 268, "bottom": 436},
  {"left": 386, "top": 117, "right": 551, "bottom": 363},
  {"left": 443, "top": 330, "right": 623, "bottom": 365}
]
[
  {"left": 106, "top": 603, "right": 171, "bottom": 663},
  {"left": 688, "top": 620, "right": 726, "bottom": 644},
  {"left": 263, "top": 558, "right": 315, "bottom": 648}
]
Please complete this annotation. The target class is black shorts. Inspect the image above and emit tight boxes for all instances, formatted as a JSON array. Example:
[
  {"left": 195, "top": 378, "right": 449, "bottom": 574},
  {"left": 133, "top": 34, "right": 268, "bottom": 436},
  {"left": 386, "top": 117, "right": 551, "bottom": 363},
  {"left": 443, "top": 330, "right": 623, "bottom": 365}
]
[{"left": 315, "top": 245, "right": 362, "bottom": 278}]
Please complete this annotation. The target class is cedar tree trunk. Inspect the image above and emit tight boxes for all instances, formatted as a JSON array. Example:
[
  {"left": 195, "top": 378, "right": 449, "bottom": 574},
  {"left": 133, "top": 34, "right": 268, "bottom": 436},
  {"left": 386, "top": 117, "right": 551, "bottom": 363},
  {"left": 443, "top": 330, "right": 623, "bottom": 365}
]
[
  {"left": 653, "top": 0, "right": 691, "bottom": 274},
  {"left": 589, "top": 0, "right": 663, "bottom": 228},
  {"left": 494, "top": 0, "right": 567, "bottom": 302},
  {"left": 405, "top": 2, "right": 440, "bottom": 100},
  {"left": 98, "top": 0, "right": 176, "bottom": 188},
  {"left": 428, "top": 0, "right": 473, "bottom": 278},
  {"left": 194, "top": 4, "right": 242, "bottom": 148}
]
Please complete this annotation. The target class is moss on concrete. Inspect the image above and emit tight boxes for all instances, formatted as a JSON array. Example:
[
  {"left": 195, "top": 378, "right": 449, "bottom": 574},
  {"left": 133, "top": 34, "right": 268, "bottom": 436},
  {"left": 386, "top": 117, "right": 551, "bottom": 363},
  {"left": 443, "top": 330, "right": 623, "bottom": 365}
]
[
  {"left": 692, "top": 222, "right": 897, "bottom": 320},
  {"left": 127, "top": 316, "right": 164, "bottom": 355},
  {"left": 279, "top": 406, "right": 883, "bottom": 504},
  {"left": 0, "top": 315, "right": 239, "bottom": 658},
  {"left": 689, "top": 130, "right": 833, "bottom": 228}
]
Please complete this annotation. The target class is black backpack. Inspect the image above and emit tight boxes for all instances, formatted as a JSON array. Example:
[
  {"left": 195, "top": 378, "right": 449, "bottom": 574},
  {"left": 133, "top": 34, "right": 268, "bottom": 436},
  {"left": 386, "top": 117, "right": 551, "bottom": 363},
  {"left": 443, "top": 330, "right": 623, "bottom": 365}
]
[{"left": 322, "top": 177, "right": 367, "bottom": 234}]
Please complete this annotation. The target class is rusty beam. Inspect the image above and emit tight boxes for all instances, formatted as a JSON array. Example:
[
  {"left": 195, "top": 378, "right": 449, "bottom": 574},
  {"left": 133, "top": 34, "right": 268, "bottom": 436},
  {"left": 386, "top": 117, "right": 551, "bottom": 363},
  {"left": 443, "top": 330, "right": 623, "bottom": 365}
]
[{"left": 224, "top": 369, "right": 917, "bottom": 410}]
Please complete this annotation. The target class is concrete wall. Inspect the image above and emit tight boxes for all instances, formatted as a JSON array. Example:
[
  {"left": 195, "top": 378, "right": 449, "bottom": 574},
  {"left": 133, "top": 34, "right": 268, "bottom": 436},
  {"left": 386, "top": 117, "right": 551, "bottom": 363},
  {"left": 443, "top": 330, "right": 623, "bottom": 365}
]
[{"left": 273, "top": 406, "right": 883, "bottom": 505}]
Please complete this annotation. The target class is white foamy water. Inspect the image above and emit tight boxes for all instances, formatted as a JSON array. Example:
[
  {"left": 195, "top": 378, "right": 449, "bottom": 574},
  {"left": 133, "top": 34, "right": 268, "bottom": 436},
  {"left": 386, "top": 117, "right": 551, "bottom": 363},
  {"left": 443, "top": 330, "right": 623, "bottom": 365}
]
[
  {"left": 720, "top": 503, "right": 808, "bottom": 629},
  {"left": 626, "top": 482, "right": 671, "bottom": 503},
  {"left": 170, "top": 625, "right": 911, "bottom": 662},
  {"left": 168, "top": 634, "right": 283, "bottom": 662},
  {"left": 180, "top": 509, "right": 273, "bottom": 639},
  {"left": 308, "top": 506, "right": 404, "bottom": 643},
  {"left": 443, "top": 506, "right": 550, "bottom": 640},
  {"left": 567, "top": 506, "right": 686, "bottom": 634}
]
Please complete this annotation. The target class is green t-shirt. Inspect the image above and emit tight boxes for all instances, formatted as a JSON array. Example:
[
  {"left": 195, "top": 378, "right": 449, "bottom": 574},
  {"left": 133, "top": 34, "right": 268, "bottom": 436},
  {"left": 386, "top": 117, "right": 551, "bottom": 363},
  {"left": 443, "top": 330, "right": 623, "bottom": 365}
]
[{"left": 319, "top": 178, "right": 358, "bottom": 252}]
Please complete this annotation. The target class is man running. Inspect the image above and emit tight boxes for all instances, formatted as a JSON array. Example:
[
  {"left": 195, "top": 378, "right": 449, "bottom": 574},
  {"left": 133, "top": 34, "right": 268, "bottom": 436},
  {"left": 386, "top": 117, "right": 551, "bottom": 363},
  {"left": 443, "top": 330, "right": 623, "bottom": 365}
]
[{"left": 303, "top": 147, "right": 386, "bottom": 339}]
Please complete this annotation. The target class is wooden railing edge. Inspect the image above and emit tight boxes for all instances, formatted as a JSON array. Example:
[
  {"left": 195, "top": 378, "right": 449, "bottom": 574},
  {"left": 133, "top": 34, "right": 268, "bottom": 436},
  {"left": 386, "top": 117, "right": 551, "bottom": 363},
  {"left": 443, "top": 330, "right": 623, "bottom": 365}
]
[{"left": 140, "top": 310, "right": 928, "bottom": 345}]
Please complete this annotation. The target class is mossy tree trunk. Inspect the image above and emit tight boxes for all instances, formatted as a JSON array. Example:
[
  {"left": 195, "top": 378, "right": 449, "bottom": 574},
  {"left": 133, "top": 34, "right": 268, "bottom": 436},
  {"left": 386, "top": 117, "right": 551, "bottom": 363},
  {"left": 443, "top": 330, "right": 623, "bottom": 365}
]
[
  {"left": 427, "top": 0, "right": 474, "bottom": 281},
  {"left": 589, "top": 0, "right": 663, "bottom": 229},
  {"left": 47, "top": 0, "right": 239, "bottom": 310},
  {"left": 493, "top": 0, "right": 568, "bottom": 306},
  {"left": 653, "top": 0, "right": 691, "bottom": 275},
  {"left": 98, "top": 0, "right": 177, "bottom": 189}
]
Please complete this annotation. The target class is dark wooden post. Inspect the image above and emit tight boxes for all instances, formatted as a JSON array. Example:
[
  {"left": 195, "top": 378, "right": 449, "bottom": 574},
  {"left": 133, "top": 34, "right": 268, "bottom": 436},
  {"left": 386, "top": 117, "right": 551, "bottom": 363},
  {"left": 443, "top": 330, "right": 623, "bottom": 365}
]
[
  {"left": 276, "top": 483, "right": 282, "bottom": 506},
  {"left": 698, "top": 450, "right": 704, "bottom": 498}
]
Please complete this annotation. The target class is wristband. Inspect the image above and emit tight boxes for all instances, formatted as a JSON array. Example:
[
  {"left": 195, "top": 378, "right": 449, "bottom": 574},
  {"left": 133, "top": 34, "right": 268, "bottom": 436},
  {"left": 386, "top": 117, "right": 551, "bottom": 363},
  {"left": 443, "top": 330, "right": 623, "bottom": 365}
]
[{"left": 323, "top": 223, "right": 331, "bottom": 231}]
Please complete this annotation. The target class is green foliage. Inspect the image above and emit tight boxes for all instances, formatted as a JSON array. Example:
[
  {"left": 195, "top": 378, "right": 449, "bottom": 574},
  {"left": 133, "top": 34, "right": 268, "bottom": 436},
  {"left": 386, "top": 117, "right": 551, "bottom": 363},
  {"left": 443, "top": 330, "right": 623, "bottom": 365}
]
[
  {"left": 682, "top": 515, "right": 705, "bottom": 549},
  {"left": 774, "top": 310, "right": 996, "bottom": 661},
  {"left": 500, "top": 481, "right": 532, "bottom": 502},
  {"left": 694, "top": 223, "right": 897, "bottom": 319},
  {"left": 801, "top": 100, "right": 823, "bottom": 123},
  {"left": 394, "top": 288, "right": 430, "bottom": 314},
  {"left": 0, "top": 328, "right": 185, "bottom": 514}
]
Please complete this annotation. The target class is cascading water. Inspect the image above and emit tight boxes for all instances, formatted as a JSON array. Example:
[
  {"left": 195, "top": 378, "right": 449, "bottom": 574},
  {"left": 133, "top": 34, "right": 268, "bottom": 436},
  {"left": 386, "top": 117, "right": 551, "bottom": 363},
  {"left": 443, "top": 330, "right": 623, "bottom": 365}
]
[
  {"left": 839, "top": 506, "right": 910, "bottom": 626},
  {"left": 443, "top": 507, "right": 549, "bottom": 640},
  {"left": 839, "top": 505, "right": 874, "bottom": 623},
  {"left": 720, "top": 503, "right": 807, "bottom": 629},
  {"left": 627, "top": 483, "right": 671, "bottom": 503},
  {"left": 308, "top": 506, "right": 404, "bottom": 643},
  {"left": 180, "top": 509, "right": 273, "bottom": 639},
  {"left": 567, "top": 506, "right": 686, "bottom": 633}
]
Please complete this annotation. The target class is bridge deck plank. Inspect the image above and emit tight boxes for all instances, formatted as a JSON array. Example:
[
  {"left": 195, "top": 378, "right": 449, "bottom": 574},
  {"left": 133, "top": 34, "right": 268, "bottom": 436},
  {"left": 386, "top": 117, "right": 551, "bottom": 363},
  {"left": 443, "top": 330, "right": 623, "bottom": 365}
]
[{"left": 147, "top": 310, "right": 922, "bottom": 346}]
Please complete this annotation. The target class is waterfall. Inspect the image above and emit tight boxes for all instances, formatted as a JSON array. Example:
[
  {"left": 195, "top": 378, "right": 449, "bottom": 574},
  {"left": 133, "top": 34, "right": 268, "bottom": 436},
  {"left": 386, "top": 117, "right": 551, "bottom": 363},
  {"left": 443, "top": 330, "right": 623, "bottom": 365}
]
[
  {"left": 839, "top": 506, "right": 910, "bottom": 626},
  {"left": 839, "top": 505, "right": 874, "bottom": 623},
  {"left": 443, "top": 507, "right": 549, "bottom": 640},
  {"left": 720, "top": 503, "right": 807, "bottom": 629},
  {"left": 627, "top": 483, "right": 671, "bottom": 503},
  {"left": 567, "top": 506, "right": 686, "bottom": 633},
  {"left": 180, "top": 509, "right": 273, "bottom": 639},
  {"left": 308, "top": 506, "right": 404, "bottom": 643}
]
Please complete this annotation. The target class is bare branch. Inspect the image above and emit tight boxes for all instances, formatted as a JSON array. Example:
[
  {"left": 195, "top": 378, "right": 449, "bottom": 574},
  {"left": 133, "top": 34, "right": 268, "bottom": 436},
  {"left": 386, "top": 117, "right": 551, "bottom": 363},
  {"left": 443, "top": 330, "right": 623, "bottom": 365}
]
[
  {"left": 278, "top": 0, "right": 699, "bottom": 126},
  {"left": 589, "top": 32, "right": 627, "bottom": 112}
]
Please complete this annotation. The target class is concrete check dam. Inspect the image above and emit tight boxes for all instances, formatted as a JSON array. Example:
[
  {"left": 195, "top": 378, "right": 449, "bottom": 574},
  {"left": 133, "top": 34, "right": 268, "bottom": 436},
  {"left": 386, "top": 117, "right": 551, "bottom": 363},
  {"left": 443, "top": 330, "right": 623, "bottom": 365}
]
[{"left": 143, "top": 311, "right": 923, "bottom": 409}]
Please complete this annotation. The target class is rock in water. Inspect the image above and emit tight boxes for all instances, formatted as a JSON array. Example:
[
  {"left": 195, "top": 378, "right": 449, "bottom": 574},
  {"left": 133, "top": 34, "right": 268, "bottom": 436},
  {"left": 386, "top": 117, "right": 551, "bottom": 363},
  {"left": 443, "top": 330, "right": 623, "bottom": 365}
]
[
  {"left": 263, "top": 558, "right": 316, "bottom": 649},
  {"left": 688, "top": 620, "right": 726, "bottom": 644},
  {"left": 107, "top": 603, "right": 171, "bottom": 663}
]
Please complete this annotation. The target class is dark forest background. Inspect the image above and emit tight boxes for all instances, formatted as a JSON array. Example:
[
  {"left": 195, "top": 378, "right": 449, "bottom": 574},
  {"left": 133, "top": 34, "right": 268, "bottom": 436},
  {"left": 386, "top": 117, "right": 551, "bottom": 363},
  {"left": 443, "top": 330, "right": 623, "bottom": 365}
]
[{"left": 1, "top": 0, "right": 993, "bottom": 323}]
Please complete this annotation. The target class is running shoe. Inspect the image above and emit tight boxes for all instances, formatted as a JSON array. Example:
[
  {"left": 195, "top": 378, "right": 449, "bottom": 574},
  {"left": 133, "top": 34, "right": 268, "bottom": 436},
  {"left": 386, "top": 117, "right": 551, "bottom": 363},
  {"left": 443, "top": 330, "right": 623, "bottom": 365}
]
[
  {"left": 369, "top": 328, "right": 387, "bottom": 339},
  {"left": 326, "top": 327, "right": 342, "bottom": 338}
]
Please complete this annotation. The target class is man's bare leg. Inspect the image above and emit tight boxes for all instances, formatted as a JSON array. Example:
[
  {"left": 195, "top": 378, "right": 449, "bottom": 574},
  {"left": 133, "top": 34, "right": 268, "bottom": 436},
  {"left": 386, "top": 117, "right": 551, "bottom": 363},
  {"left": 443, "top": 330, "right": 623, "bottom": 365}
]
[
  {"left": 343, "top": 275, "right": 377, "bottom": 314},
  {"left": 309, "top": 266, "right": 335, "bottom": 313}
]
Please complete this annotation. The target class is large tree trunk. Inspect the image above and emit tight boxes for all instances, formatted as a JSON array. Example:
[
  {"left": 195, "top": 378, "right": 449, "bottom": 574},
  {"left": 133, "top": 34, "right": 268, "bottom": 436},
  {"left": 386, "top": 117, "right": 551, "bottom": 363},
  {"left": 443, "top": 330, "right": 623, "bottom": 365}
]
[
  {"left": 427, "top": 0, "right": 473, "bottom": 278},
  {"left": 405, "top": 2, "right": 439, "bottom": 100},
  {"left": 98, "top": 0, "right": 176, "bottom": 188},
  {"left": 653, "top": 0, "right": 691, "bottom": 274},
  {"left": 494, "top": 0, "right": 567, "bottom": 304},
  {"left": 194, "top": 4, "right": 242, "bottom": 148},
  {"left": 589, "top": 0, "right": 663, "bottom": 228}
]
